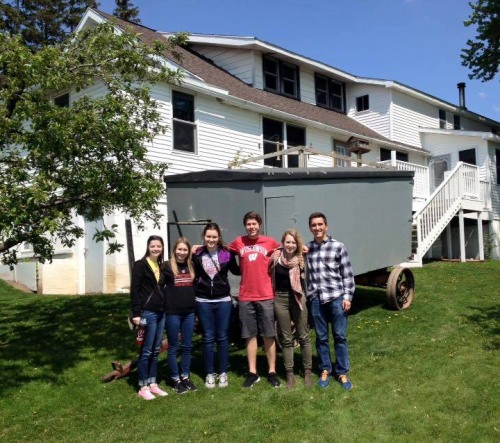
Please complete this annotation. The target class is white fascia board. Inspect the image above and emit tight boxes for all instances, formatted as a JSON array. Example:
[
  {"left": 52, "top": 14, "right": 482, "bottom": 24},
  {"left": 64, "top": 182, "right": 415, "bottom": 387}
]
[
  {"left": 419, "top": 127, "right": 500, "bottom": 141},
  {"left": 74, "top": 9, "right": 107, "bottom": 33},
  {"left": 165, "top": 33, "right": 359, "bottom": 82}
]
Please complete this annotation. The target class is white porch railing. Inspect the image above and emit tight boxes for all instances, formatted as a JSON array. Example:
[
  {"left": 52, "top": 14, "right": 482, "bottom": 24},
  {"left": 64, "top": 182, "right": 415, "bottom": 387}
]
[
  {"left": 379, "top": 160, "right": 429, "bottom": 198},
  {"left": 412, "top": 162, "right": 480, "bottom": 262}
]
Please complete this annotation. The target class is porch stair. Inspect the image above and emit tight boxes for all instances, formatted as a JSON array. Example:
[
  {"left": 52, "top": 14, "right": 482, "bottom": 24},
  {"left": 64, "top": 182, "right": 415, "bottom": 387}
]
[{"left": 407, "top": 162, "right": 482, "bottom": 266}]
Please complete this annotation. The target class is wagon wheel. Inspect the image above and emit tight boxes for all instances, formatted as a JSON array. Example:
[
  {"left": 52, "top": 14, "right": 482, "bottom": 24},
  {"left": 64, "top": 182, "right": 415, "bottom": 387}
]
[{"left": 386, "top": 266, "right": 415, "bottom": 310}]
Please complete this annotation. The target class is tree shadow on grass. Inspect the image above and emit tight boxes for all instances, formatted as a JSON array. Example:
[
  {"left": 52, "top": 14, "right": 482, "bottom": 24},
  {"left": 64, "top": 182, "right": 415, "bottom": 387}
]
[
  {"left": 0, "top": 290, "right": 134, "bottom": 395},
  {"left": 463, "top": 305, "right": 500, "bottom": 351}
]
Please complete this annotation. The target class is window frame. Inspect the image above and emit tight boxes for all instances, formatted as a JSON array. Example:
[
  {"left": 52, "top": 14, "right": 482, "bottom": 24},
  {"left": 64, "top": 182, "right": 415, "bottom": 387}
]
[
  {"left": 172, "top": 90, "right": 197, "bottom": 153},
  {"left": 356, "top": 94, "right": 369, "bottom": 112},
  {"left": 380, "top": 147, "right": 408, "bottom": 163},
  {"left": 439, "top": 109, "right": 446, "bottom": 129},
  {"left": 314, "top": 73, "right": 345, "bottom": 113},
  {"left": 333, "top": 139, "right": 349, "bottom": 167},
  {"left": 262, "top": 117, "right": 305, "bottom": 168},
  {"left": 263, "top": 55, "right": 300, "bottom": 100}
]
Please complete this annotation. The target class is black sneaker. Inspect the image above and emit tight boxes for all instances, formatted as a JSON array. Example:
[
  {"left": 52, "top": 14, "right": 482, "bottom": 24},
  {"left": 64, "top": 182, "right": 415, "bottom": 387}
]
[
  {"left": 267, "top": 372, "right": 281, "bottom": 388},
  {"left": 172, "top": 379, "right": 188, "bottom": 394},
  {"left": 242, "top": 372, "right": 260, "bottom": 388},
  {"left": 181, "top": 377, "right": 198, "bottom": 392}
]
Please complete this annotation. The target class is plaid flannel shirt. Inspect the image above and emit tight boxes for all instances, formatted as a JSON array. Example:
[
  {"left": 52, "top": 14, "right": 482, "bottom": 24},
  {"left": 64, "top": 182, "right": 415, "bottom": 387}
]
[{"left": 306, "top": 236, "right": 355, "bottom": 303}]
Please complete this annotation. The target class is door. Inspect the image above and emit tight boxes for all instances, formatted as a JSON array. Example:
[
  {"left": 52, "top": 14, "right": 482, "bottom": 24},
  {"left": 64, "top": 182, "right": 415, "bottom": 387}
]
[{"left": 430, "top": 155, "right": 450, "bottom": 191}]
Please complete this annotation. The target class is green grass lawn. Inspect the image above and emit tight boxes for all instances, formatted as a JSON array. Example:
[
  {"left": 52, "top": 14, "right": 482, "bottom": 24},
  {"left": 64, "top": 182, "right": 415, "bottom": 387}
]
[{"left": 0, "top": 261, "right": 499, "bottom": 442}]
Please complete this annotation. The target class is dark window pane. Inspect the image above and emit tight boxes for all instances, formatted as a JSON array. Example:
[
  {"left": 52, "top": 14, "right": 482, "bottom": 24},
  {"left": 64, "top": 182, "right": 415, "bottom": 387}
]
[
  {"left": 173, "top": 91, "right": 194, "bottom": 121},
  {"left": 265, "top": 74, "right": 278, "bottom": 91},
  {"left": 330, "top": 82, "right": 342, "bottom": 96},
  {"left": 263, "top": 57, "right": 278, "bottom": 74},
  {"left": 380, "top": 148, "right": 391, "bottom": 161},
  {"left": 173, "top": 121, "right": 195, "bottom": 152},
  {"left": 453, "top": 114, "right": 461, "bottom": 130},
  {"left": 316, "top": 90, "right": 327, "bottom": 106},
  {"left": 263, "top": 141, "right": 282, "bottom": 167},
  {"left": 439, "top": 109, "right": 446, "bottom": 128},
  {"left": 396, "top": 151, "right": 409, "bottom": 162},
  {"left": 283, "top": 79, "right": 296, "bottom": 96},
  {"left": 54, "top": 93, "right": 69, "bottom": 107},
  {"left": 459, "top": 148, "right": 476, "bottom": 165},
  {"left": 331, "top": 95, "right": 342, "bottom": 110}
]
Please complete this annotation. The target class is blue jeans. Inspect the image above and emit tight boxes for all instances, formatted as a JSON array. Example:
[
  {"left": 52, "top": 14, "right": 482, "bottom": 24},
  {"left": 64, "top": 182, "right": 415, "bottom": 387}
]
[
  {"left": 137, "top": 310, "right": 165, "bottom": 387},
  {"left": 196, "top": 300, "right": 232, "bottom": 374},
  {"left": 165, "top": 312, "right": 195, "bottom": 380},
  {"left": 310, "top": 296, "right": 350, "bottom": 376}
]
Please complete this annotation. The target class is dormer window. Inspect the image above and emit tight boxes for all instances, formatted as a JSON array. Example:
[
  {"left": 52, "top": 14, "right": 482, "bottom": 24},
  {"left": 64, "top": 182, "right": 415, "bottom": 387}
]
[
  {"left": 315, "top": 74, "right": 345, "bottom": 112},
  {"left": 263, "top": 55, "right": 299, "bottom": 99},
  {"left": 453, "top": 114, "right": 461, "bottom": 130},
  {"left": 356, "top": 95, "right": 369, "bottom": 112}
]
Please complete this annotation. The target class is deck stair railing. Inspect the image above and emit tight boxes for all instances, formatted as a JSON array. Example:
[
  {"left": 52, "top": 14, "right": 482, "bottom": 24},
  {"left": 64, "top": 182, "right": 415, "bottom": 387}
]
[{"left": 412, "top": 161, "right": 480, "bottom": 263}]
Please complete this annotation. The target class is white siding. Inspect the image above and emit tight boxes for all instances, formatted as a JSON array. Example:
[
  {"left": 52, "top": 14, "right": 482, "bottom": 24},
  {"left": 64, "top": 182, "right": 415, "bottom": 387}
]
[
  {"left": 489, "top": 143, "right": 500, "bottom": 220},
  {"left": 299, "top": 66, "right": 317, "bottom": 105},
  {"left": 190, "top": 45, "right": 255, "bottom": 85},
  {"left": 391, "top": 92, "right": 436, "bottom": 148},
  {"left": 347, "top": 85, "right": 391, "bottom": 139}
]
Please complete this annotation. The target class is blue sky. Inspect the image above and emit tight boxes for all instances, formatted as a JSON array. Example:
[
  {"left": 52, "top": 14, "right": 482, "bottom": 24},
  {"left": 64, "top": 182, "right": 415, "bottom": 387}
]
[{"left": 97, "top": 0, "right": 499, "bottom": 122}]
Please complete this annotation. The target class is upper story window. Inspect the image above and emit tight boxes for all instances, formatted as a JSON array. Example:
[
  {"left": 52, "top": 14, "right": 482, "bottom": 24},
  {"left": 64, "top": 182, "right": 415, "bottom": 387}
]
[
  {"left": 453, "top": 114, "right": 461, "bottom": 130},
  {"left": 54, "top": 93, "right": 69, "bottom": 107},
  {"left": 172, "top": 90, "right": 196, "bottom": 153},
  {"left": 315, "top": 74, "right": 345, "bottom": 112},
  {"left": 380, "top": 147, "right": 408, "bottom": 163},
  {"left": 356, "top": 94, "right": 369, "bottom": 112},
  {"left": 458, "top": 148, "right": 476, "bottom": 165},
  {"left": 263, "top": 55, "right": 300, "bottom": 99},
  {"left": 262, "top": 117, "right": 305, "bottom": 168},
  {"left": 333, "top": 140, "right": 349, "bottom": 167},
  {"left": 439, "top": 109, "right": 446, "bottom": 129}
]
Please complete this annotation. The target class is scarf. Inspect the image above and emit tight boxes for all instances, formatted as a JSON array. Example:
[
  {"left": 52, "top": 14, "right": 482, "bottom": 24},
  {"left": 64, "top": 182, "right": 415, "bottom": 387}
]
[{"left": 270, "top": 248, "right": 305, "bottom": 309}]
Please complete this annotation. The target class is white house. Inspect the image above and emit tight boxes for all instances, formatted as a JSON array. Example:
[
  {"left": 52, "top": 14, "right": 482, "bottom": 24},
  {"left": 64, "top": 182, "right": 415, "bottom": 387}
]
[{"left": 1, "top": 8, "right": 499, "bottom": 294}]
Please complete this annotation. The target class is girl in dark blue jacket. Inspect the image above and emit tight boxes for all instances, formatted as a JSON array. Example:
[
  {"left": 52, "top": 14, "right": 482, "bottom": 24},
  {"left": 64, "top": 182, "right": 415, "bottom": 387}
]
[{"left": 193, "top": 223, "right": 240, "bottom": 388}]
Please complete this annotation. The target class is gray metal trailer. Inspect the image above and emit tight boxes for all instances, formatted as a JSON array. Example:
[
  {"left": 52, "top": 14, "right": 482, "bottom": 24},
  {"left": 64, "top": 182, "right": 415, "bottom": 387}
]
[{"left": 164, "top": 167, "right": 416, "bottom": 309}]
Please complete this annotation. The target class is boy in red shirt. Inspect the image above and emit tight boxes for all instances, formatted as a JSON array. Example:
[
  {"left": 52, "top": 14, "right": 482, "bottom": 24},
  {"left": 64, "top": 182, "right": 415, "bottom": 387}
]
[{"left": 229, "top": 211, "right": 281, "bottom": 388}]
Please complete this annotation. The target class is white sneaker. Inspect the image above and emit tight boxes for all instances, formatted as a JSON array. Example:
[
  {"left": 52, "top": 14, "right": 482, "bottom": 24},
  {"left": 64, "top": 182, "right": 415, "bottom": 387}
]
[
  {"left": 218, "top": 372, "right": 228, "bottom": 388},
  {"left": 205, "top": 373, "right": 216, "bottom": 389}
]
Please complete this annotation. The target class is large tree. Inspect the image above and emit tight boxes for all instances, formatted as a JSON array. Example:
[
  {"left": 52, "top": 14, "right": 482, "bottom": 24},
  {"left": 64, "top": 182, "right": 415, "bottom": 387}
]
[
  {"left": 0, "top": 0, "right": 99, "bottom": 48},
  {"left": 0, "top": 23, "right": 186, "bottom": 266},
  {"left": 461, "top": 0, "right": 500, "bottom": 82},
  {"left": 113, "top": 0, "right": 140, "bottom": 23}
]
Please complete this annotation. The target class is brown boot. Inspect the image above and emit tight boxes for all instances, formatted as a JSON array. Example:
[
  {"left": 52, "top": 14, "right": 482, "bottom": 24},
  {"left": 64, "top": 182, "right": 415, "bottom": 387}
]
[
  {"left": 286, "top": 371, "right": 296, "bottom": 389},
  {"left": 304, "top": 369, "right": 313, "bottom": 387}
]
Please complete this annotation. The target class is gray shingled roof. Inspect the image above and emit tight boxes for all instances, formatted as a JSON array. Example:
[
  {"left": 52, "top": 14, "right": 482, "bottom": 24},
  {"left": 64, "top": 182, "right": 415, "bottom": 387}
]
[{"left": 96, "top": 11, "right": 424, "bottom": 151}]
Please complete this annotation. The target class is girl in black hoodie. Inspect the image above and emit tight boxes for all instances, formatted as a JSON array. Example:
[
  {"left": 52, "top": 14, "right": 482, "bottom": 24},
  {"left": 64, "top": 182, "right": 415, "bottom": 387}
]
[{"left": 130, "top": 235, "right": 168, "bottom": 400}]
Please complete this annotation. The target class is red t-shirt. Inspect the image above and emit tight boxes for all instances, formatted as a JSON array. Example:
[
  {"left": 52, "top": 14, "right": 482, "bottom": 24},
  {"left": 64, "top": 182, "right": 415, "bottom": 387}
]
[{"left": 229, "top": 235, "right": 280, "bottom": 301}]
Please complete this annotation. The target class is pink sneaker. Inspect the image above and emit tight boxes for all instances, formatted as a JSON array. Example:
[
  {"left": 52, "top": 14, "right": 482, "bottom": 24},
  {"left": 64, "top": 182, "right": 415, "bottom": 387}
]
[
  {"left": 149, "top": 384, "right": 168, "bottom": 397},
  {"left": 138, "top": 387, "right": 155, "bottom": 400}
]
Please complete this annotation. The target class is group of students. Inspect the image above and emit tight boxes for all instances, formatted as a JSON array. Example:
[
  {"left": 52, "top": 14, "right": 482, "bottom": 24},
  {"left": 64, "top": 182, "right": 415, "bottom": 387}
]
[{"left": 130, "top": 210, "right": 355, "bottom": 400}]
